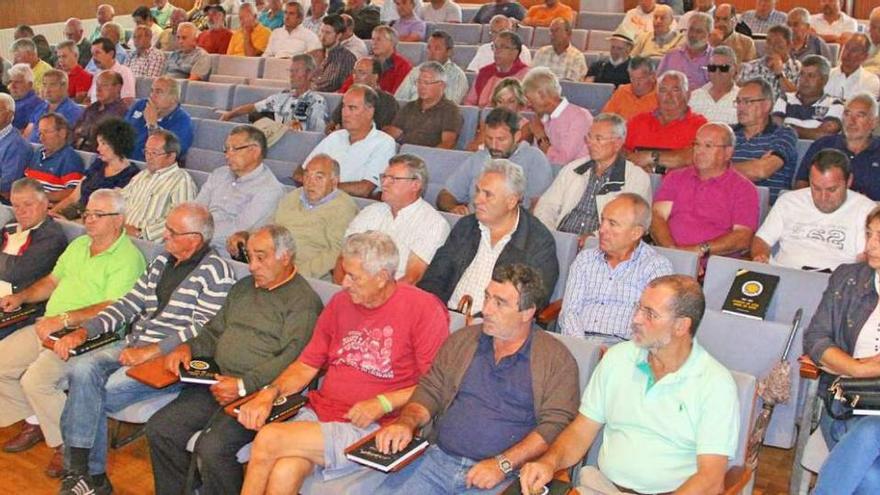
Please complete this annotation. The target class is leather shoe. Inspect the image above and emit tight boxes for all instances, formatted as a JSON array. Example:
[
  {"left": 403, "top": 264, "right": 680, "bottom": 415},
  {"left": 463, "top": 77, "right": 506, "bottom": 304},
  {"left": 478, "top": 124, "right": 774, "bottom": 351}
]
[
  {"left": 45, "top": 446, "right": 64, "bottom": 478},
  {"left": 2, "top": 422, "right": 44, "bottom": 453}
]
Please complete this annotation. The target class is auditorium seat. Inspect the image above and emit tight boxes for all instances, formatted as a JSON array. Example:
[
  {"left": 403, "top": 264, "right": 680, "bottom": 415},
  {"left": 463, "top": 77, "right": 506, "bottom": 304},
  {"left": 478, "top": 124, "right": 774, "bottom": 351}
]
[
  {"left": 456, "top": 105, "right": 480, "bottom": 150},
  {"left": 585, "top": 30, "right": 613, "bottom": 52},
  {"left": 576, "top": 12, "right": 626, "bottom": 31},
  {"left": 398, "top": 143, "right": 471, "bottom": 204},
  {"left": 232, "top": 84, "right": 279, "bottom": 109},
  {"left": 426, "top": 22, "right": 483, "bottom": 45},
  {"left": 181, "top": 103, "right": 220, "bottom": 120},
  {"left": 397, "top": 41, "right": 427, "bottom": 66},
  {"left": 262, "top": 57, "right": 292, "bottom": 80},
  {"left": 213, "top": 54, "right": 264, "bottom": 79},
  {"left": 558, "top": 81, "right": 614, "bottom": 115},
  {"left": 183, "top": 81, "right": 235, "bottom": 110},
  {"left": 481, "top": 23, "right": 534, "bottom": 46},
  {"left": 248, "top": 78, "right": 290, "bottom": 89},
  {"left": 209, "top": 74, "right": 249, "bottom": 85},
  {"left": 451, "top": 44, "right": 479, "bottom": 70}
]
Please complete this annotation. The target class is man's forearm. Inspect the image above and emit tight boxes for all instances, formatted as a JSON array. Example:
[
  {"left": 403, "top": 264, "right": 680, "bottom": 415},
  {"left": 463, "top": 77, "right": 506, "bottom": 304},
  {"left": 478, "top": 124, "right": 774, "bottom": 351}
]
[
  {"left": 704, "top": 229, "right": 753, "bottom": 256},
  {"left": 271, "top": 360, "right": 320, "bottom": 396},
  {"left": 338, "top": 180, "right": 376, "bottom": 198},
  {"left": 733, "top": 156, "right": 783, "bottom": 181},
  {"left": 68, "top": 301, "right": 113, "bottom": 327},
  {"left": 18, "top": 275, "right": 59, "bottom": 304},
  {"left": 650, "top": 214, "right": 676, "bottom": 247},
  {"left": 394, "top": 401, "right": 431, "bottom": 431},
  {"left": 499, "top": 431, "right": 548, "bottom": 469},
  {"left": 658, "top": 147, "right": 694, "bottom": 169},
  {"left": 436, "top": 190, "right": 462, "bottom": 212}
]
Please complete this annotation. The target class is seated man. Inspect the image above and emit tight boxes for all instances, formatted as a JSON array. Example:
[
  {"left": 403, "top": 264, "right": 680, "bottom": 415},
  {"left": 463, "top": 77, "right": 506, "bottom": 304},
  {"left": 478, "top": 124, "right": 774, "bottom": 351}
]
[
  {"left": 227, "top": 154, "right": 358, "bottom": 279},
  {"left": 384, "top": 62, "right": 463, "bottom": 148},
  {"left": 62, "top": 17, "right": 93, "bottom": 69},
  {"left": 23, "top": 70, "right": 84, "bottom": 144},
  {"left": 10, "top": 39, "right": 52, "bottom": 94},
  {"left": 303, "top": 0, "right": 330, "bottom": 34},
  {"left": 688, "top": 45, "right": 740, "bottom": 125},
  {"left": 522, "top": 68, "right": 592, "bottom": 168},
  {"left": 535, "top": 113, "right": 652, "bottom": 239},
  {"left": 156, "top": 7, "right": 187, "bottom": 50},
  {"left": 585, "top": 30, "right": 633, "bottom": 87},
  {"left": 395, "top": 31, "right": 469, "bottom": 104},
  {"left": 731, "top": 78, "right": 799, "bottom": 202},
  {"left": 85, "top": 37, "right": 136, "bottom": 105},
  {"left": 464, "top": 31, "right": 529, "bottom": 107},
  {"left": 236, "top": 231, "right": 450, "bottom": 494},
  {"left": 219, "top": 54, "right": 327, "bottom": 133},
  {"left": 0, "top": 178, "right": 67, "bottom": 305},
  {"left": 417, "top": 0, "right": 463, "bottom": 23},
  {"left": 788, "top": 7, "right": 832, "bottom": 63},
  {"left": 737, "top": 25, "right": 800, "bottom": 99},
  {"left": 163, "top": 22, "right": 213, "bottom": 80},
  {"left": 227, "top": 2, "right": 271, "bottom": 56},
  {"left": 421, "top": 160, "right": 558, "bottom": 315},
  {"left": 121, "top": 130, "right": 197, "bottom": 241},
  {"left": 619, "top": 0, "right": 660, "bottom": 35},
  {"left": 825, "top": 34, "right": 880, "bottom": 101},
  {"left": 8, "top": 64, "right": 44, "bottom": 132},
  {"left": 710, "top": 4, "right": 756, "bottom": 64},
  {"left": 772, "top": 54, "right": 843, "bottom": 140},
  {"left": 532, "top": 17, "right": 587, "bottom": 81},
  {"left": 197, "top": 4, "right": 233, "bottom": 55},
  {"left": 263, "top": 1, "right": 321, "bottom": 58},
  {"left": 473, "top": 0, "right": 525, "bottom": 24},
  {"left": 601, "top": 57, "right": 658, "bottom": 121},
  {"left": 259, "top": 0, "right": 285, "bottom": 30},
  {"left": 24, "top": 113, "right": 85, "bottom": 205},
  {"left": 0, "top": 189, "right": 145, "bottom": 476},
  {"left": 343, "top": 0, "right": 381, "bottom": 39},
  {"left": 811, "top": 0, "right": 858, "bottom": 44},
  {"left": 131, "top": 5, "right": 164, "bottom": 43},
  {"left": 339, "top": 13, "right": 369, "bottom": 60},
  {"left": 624, "top": 70, "right": 708, "bottom": 173},
  {"left": 343, "top": 154, "right": 451, "bottom": 284},
  {"left": 524, "top": 0, "right": 575, "bottom": 27},
  {"left": 520, "top": 274, "right": 740, "bottom": 495},
  {"left": 196, "top": 125, "right": 284, "bottom": 253},
  {"left": 559, "top": 194, "right": 673, "bottom": 343},
  {"left": 340, "top": 26, "right": 412, "bottom": 95},
  {"left": 299, "top": 84, "right": 396, "bottom": 199},
  {"left": 865, "top": 7, "right": 880, "bottom": 76},
  {"left": 467, "top": 15, "right": 532, "bottom": 72},
  {"left": 56, "top": 203, "right": 235, "bottom": 494},
  {"left": 652, "top": 122, "right": 759, "bottom": 262},
  {"left": 126, "top": 25, "right": 168, "bottom": 79},
  {"left": 389, "top": 0, "right": 426, "bottom": 42},
  {"left": 740, "top": 0, "right": 786, "bottom": 35},
  {"left": 438, "top": 108, "right": 552, "bottom": 213},
  {"left": 311, "top": 14, "right": 357, "bottom": 93},
  {"left": 55, "top": 41, "right": 93, "bottom": 105},
  {"left": 124, "top": 76, "right": 194, "bottom": 162},
  {"left": 0, "top": 94, "right": 33, "bottom": 201},
  {"left": 753, "top": 149, "right": 876, "bottom": 272},
  {"left": 71, "top": 71, "right": 130, "bottom": 153},
  {"left": 374, "top": 263, "right": 579, "bottom": 494},
  {"left": 630, "top": 5, "right": 683, "bottom": 58},
  {"left": 327, "top": 58, "right": 399, "bottom": 133},
  {"left": 146, "top": 224, "right": 322, "bottom": 495},
  {"left": 658, "top": 12, "right": 713, "bottom": 91},
  {"left": 83, "top": 22, "right": 130, "bottom": 76},
  {"left": 794, "top": 93, "right": 880, "bottom": 200}
]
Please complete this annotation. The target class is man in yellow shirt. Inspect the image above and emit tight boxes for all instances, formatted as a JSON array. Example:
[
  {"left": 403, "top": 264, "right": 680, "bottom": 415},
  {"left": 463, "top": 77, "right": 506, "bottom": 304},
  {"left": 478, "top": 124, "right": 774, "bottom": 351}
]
[
  {"left": 11, "top": 39, "right": 52, "bottom": 94},
  {"left": 227, "top": 2, "right": 272, "bottom": 56},
  {"left": 522, "top": 0, "right": 575, "bottom": 28}
]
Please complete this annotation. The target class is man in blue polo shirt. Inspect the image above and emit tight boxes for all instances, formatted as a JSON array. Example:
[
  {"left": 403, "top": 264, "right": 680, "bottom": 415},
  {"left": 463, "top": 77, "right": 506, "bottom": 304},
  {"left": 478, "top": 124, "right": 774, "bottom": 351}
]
[
  {"left": 23, "top": 114, "right": 85, "bottom": 205},
  {"left": 24, "top": 70, "right": 84, "bottom": 144},
  {"left": 0, "top": 94, "right": 33, "bottom": 203},
  {"left": 519, "top": 274, "right": 739, "bottom": 495},
  {"left": 731, "top": 78, "right": 798, "bottom": 202},
  {"left": 123, "top": 76, "right": 193, "bottom": 162},
  {"left": 8, "top": 64, "right": 44, "bottom": 132},
  {"left": 794, "top": 93, "right": 880, "bottom": 200}
]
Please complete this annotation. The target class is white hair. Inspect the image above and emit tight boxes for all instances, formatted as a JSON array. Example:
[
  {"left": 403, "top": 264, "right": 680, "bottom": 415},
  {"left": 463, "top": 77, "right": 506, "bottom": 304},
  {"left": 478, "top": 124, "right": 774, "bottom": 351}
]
[{"left": 9, "top": 64, "right": 34, "bottom": 84}]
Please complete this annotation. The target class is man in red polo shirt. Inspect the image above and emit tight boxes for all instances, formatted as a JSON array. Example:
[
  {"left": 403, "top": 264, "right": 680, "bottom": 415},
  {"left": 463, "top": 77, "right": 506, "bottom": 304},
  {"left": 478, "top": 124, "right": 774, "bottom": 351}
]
[
  {"left": 55, "top": 41, "right": 92, "bottom": 104},
  {"left": 339, "top": 26, "right": 412, "bottom": 94},
  {"left": 624, "top": 70, "right": 707, "bottom": 174}
]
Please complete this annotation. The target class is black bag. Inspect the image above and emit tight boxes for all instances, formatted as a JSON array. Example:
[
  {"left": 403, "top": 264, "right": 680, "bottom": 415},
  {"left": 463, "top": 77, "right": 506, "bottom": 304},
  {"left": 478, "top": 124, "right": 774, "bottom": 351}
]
[{"left": 825, "top": 376, "right": 880, "bottom": 420}]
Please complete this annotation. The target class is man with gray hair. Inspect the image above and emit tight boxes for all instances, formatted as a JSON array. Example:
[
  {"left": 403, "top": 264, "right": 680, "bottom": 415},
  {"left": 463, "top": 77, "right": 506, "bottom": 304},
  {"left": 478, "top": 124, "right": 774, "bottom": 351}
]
[
  {"left": 55, "top": 41, "right": 93, "bottom": 104},
  {"left": 522, "top": 67, "right": 593, "bottom": 167},
  {"left": 865, "top": 7, "right": 880, "bottom": 76},
  {"left": 0, "top": 95, "right": 33, "bottom": 200},
  {"left": 88, "top": 5, "right": 115, "bottom": 43},
  {"left": 421, "top": 160, "right": 559, "bottom": 315},
  {"left": 657, "top": 12, "right": 714, "bottom": 90},
  {"left": 395, "top": 30, "right": 469, "bottom": 103},
  {"left": 787, "top": 7, "right": 832, "bottom": 63},
  {"left": 63, "top": 18, "right": 92, "bottom": 68},
  {"left": 264, "top": 1, "right": 322, "bottom": 58},
  {"left": 532, "top": 18, "right": 588, "bottom": 82},
  {"left": 57, "top": 202, "right": 236, "bottom": 494},
  {"left": 146, "top": 223, "right": 323, "bottom": 495},
  {"left": 342, "top": 154, "right": 451, "bottom": 284},
  {"left": 156, "top": 7, "right": 188, "bottom": 50},
  {"left": 22, "top": 70, "right": 84, "bottom": 144},
  {"left": 227, "top": 154, "right": 358, "bottom": 279},
  {"left": 163, "top": 22, "right": 213, "bottom": 80},
  {"left": 825, "top": 33, "right": 880, "bottom": 101},
  {"left": 236, "top": 230, "right": 449, "bottom": 495},
  {"left": 124, "top": 76, "right": 194, "bottom": 162},
  {"left": 11, "top": 38, "right": 53, "bottom": 94},
  {"left": 384, "top": 62, "right": 463, "bottom": 148},
  {"left": 7, "top": 64, "right": 43, "bottom": 132},
  {"left": 689, "top": 45, "right": 740, "bottom": 125},
  {"left": 0, "top": 189, "right": 145, "bottom": 477},
  {"left": 467, "top": 15, "right": 532, "bottom": 72},
  {"left": 772, "top": 54, "right": 843, "bottom": 140},
  {"left": 126, "top": 25, "right": 168, "bottom": 79},
  {"left": 630, "top": 5, "right": 683, "bottom": 58}
]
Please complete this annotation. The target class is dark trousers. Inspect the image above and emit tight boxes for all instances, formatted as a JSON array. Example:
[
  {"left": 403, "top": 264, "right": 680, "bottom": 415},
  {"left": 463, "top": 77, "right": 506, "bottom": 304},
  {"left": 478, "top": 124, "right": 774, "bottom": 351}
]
[{"left": 145, "top": 385, "right": 256, "bottom": 495}]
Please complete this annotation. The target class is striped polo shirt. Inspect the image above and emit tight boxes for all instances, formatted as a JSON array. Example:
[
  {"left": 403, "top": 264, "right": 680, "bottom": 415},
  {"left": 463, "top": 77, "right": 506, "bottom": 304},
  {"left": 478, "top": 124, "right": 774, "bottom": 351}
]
[
  {"left": 24, "top": 144, "right": 85, "bottom": 193},
  {"left": 731, "top": 121, "right": 798, "bottom": 202}
]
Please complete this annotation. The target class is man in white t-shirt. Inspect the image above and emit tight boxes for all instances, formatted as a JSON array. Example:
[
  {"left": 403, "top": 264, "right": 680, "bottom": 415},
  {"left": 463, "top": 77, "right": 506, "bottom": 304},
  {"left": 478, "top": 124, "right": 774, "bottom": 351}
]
[
  {"left": 825, "top": 33, "right": 880, "bottom": 101},
  {"left": 264, "top": 1, "right": 322, "bottom": 58},
  {"left": 810, "top": 0, "right": 858, "bottom": 44},
  {"left": 342, "top": 154, "right": 451, "bottom": 284},
  {"left": 619, "top": 0, "right": 658, "bottom": 36},
  {"left": 466, "top": 15, "right": 531, "bottom": 72},
  {"left": 417, "top": 0, "right": 462, "bottom": 23},
  {"left": 751, "top": 148, "right": 876, "bottom": 272}
]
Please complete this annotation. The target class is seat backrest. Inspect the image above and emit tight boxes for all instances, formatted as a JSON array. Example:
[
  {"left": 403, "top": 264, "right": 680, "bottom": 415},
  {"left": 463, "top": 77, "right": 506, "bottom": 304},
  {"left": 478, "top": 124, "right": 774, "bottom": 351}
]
[
  {"left": 757, "top": 185, "right": 770, "bottom": 223},
  {"left": 428, "top": 22, "right": 483, "bottom": 45},
  {"left": 248, "top": 78, "right": 290, "bottom": 89},
  {"left": 215, "top": 54, "right": 264, "bottom": 78},
  {"left": 191, "top": 118, "right": 239, "bottom": 150},
  {"left": 232, "top": 85, "right": 280, "bottom": 109},
  {"left": 210, "top": 74, "right": 249, "bottom": 85},
  {"left": 58, "top": 219, "right": 85, "bottom": 241},
  {"left": 456, "top": 105, "right": 480, "bottom": 150},
  {"left": 266, "top": 130, "right": 324, "bottom": 166},
  {"left": 795, "top": 139, "right": 813, "bottom": 182},
  {"left": 262, "top": 57, "right": 292, "bottom": 80},
  {"left": 398, "top": 41, "right": 427, "bottom": 66},
  {"left": 187, "top": 169, "right": 211, "bottom": 190},
  {"left": 653, "top": 245, "right": 700, "bottom": 277},
  {"left": 828, "top": 43, "right": 840, "bottom": 65},
  {"left": 586, "top": 30, "right": 613, "bottom": 52},
  {"left": 184, "top": 81, "right": 235, "bottom": 110},
  {"left": 755, "top": 39, "right": 766, "bottom": 57},
  {"left": 451, "top": 44, "right": 479, "bottom": 70},
  {"left": 576, "top": 12, "right": 625, "bottom": 31},
  {"left": 316, "top": 91, "right": 343, "bottom": 116},
  {"left": 181, "top": 103, "right": 220, "bottom": 120},
  {"left": 461, "top": 6, "right": 479, "bottom": 23},
  {"left": 305, "top": 276, "right": 342, "bottom": 305},
  {"left": 552, "top": 229, "right": 578, "bottom": 301},
  {"left": 559, "top": 81, "right": 614, "bottom": 116},
  {"left": 550, "top": 334, "right": 604, "bottom": 397},
  {"left": 448, "top": 310, "right": 467, "bottom": 333},
  {"left": 730, "top": 370, "right": 758, "bottom": 466},
  {"left": 399, "top": 144, "right": 472, "bottom": 202}
]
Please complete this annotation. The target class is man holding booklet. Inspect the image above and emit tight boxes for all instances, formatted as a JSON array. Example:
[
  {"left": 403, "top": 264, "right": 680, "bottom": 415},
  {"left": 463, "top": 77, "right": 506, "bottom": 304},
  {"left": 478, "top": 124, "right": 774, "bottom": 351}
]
[
  {"left": 0, "top": 189, "right": 145, "bottom": 478},
  {"left": 237, "top": 231, "right": 449, "bottom": 495},
  {"left": 54, "top": 203, "right": 235, "bottom": 495},
  {"left": 146, "top": 224, "right": 323, "bottom": 495},
  {"left": 370, "top": 264, "right": 580, "bottom": 494}
]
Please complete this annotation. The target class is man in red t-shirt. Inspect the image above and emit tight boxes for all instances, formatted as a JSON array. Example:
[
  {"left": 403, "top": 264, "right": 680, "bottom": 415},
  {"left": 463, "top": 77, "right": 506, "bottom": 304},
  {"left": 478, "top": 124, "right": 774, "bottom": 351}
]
[
  {"left": 197, "top": 4, "right": 233, "bottom": 55},
  {"left": 624, "top": 70, "right": 708, "bottom": 174},
  {"left": 238, "top": 231, "right": 450, "bottom": 494}
]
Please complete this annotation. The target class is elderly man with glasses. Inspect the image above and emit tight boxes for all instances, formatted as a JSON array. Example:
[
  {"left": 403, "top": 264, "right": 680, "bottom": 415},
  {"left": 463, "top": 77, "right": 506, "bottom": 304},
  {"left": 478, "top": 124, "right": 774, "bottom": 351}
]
[
  {"left": 0, "top": 189, "right": 146, "bottom": 477},
  {"left": 124, "top": 76, "right": 194, "bottom": 163}
]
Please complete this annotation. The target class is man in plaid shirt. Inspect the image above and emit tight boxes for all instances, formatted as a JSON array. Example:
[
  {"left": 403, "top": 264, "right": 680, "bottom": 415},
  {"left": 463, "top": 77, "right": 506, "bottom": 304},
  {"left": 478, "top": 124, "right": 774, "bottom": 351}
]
[{"left": 126, "top": 25, "right": 167, "bottom": 79}]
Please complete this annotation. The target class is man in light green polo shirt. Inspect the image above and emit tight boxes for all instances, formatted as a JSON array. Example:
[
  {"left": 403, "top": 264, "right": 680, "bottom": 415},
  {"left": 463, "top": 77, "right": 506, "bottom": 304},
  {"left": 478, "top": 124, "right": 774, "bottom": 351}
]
[
  {"left": 519, "top": 274, "right": 739, "bottom": 495},
  {"left": 0, "top": 188, "right": 146, "bottom": 477}
]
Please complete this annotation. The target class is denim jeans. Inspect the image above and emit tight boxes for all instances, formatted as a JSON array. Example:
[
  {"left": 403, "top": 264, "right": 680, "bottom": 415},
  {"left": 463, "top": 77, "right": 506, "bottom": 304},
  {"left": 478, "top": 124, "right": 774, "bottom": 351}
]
[
  {"left": 374, "top": 444, "right": 516, "bottom": 495},
  {"left": 815, "top": 415, "right": 880, "bottom": 495},
  {"left": 60, "top": 341, "right": 182, "bottom": 475}
]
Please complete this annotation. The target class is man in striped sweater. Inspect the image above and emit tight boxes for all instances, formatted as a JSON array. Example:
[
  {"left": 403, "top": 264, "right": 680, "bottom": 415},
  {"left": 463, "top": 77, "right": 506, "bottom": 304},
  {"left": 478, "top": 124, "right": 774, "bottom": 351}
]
[{"left": 54, "top": 202, "right": 236, "bottom": 495}]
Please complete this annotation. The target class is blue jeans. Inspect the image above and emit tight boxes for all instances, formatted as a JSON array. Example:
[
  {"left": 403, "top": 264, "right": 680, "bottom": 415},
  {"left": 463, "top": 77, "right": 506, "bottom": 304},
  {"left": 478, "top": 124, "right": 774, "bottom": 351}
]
[
  {"left": 815, "top": 415, "right": 880, "bottom": 495},
  {"left": 374, "top": 444, "right": 516, "bottom": 495},
  {"left": 60, "top": 341, "right": 181, "bottom": 475}
]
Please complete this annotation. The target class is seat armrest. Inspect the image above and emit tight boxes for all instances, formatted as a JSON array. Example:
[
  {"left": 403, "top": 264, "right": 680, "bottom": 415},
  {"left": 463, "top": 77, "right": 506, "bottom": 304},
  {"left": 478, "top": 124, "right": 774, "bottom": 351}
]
[
  {"left": 799, "top": 355, "right": 820, "bottom": 380},
  {"left": 723, "top": 465, "right": 752, "bottom": 495},
  {"left": 537, "top": 300, "right": 563, "bottom": 326}
]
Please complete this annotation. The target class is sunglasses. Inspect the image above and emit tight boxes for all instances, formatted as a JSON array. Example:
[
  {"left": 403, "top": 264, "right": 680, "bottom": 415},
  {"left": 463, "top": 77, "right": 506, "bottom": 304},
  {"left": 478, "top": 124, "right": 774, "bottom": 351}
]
[{"left": 707, "top": 64, "right": 732, "bottom": 73}]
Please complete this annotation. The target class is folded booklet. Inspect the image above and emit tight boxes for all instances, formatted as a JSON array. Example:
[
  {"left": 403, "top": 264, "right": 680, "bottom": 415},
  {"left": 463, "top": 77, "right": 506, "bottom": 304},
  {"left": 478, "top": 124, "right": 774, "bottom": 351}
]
[
  {"left": 179, "top": 358, "right": 221, "bottom": 385},
  {"left": 225, "top": 392, "right": 307, "bottom": 423},
  {"left": 0, "top": 305, "right": 38, "bottom": 329},
  {"left": 126, "top": 356, "right": 179, "bottom": 389},
  {"left": 345, "top": 432, "right": 429, "bottom": 473},
  {"left": 44, "top": 328, "right": 119, "bottom": 356}
]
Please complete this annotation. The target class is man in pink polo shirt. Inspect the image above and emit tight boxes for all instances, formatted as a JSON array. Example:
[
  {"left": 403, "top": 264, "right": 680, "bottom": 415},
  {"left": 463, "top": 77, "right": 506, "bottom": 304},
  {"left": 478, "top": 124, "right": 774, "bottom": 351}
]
[
  {"left": 522, "top": 67, "right": 592, "bottom": 168},
  {"left": 650, "top": 122, "right": 759, "bottom": 266},
  {"left": 624, "top": 70, "right": 707, "bottom": 174}
]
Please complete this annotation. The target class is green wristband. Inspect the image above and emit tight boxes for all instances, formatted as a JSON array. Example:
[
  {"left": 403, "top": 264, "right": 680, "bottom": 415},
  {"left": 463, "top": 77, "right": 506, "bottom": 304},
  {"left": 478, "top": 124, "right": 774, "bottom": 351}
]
[{"left": 376, "top": 394, "right": 393, "bottom": 413}]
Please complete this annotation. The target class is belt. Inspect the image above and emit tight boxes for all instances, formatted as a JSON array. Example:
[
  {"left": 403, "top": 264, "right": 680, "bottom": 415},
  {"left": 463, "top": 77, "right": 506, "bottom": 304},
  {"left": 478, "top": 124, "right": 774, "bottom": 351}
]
[{"left": 613, "top": 483, "right": 673, "bottom": 495}]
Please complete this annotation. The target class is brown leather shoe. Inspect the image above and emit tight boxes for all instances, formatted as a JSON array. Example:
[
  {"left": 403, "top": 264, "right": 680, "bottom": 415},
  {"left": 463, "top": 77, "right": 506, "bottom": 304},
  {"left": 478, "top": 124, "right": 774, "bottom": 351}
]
[
  {"left": 2, "top": 422, "right": 44, "bottom": 453},
  {"left": 45, "top": 446, "right": 64, "bottom": 478}
]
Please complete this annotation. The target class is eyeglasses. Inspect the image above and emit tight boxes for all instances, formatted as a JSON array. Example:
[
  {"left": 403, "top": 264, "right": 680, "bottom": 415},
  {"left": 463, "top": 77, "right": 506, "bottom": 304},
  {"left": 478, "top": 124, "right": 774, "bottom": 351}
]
[
  {"left": 379, "top": 174, "right": 418, "bottom": 183},
  {"left": 223, "top": 143, "right": 257, "bottom": 154},
  {"left": 416, "top": 79, "right": 442, "bottom": 85},
  {"left": 734, "top": 97, "right": 767, "bottom": 106},
  {"left": 164, "top": 224, "right": 202, "bottom": 238},
  {"left": 82, "top": 211, "right": 120, "bottom": 221},
  {"left": 707, "top": 64, "right": 731, "bottom": 73},
  {"left": 144, "top": 149, "right": 172, "bottom": 158},
  {"left": 693, "top": 141, "right": 732, "bottom": 149},
  {"left": 587, "top": 133, "right": 618, "bottom": 143},
  {"left": 491, "top": 44, "right": 515, "bottom": 51}
]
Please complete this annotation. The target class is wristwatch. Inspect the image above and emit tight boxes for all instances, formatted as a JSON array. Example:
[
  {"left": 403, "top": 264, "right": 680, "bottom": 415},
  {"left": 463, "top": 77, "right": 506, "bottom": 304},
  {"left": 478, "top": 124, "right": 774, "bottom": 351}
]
[
  {"left": 699, "top": 242, "right": 711, "bottom": 258},
  {"left": 237, "top": 378, "right": 247, "bottom": 398},
  {"left": 60, "top": 312, "right": 73, "bottom": 329},
  {"left": 495, "top": 454, "right": 513, "bottom": 474}
]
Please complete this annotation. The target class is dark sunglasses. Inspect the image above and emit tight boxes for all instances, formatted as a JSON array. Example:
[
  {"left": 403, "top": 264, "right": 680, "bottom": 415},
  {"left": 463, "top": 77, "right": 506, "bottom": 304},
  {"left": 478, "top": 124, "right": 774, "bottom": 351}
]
[{"left": 707, "top": 64, "right": 732, "bottom": 73}]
